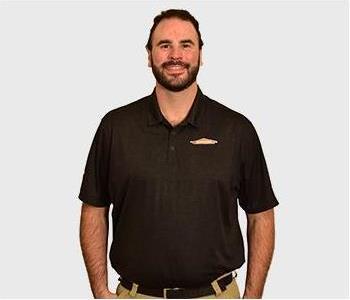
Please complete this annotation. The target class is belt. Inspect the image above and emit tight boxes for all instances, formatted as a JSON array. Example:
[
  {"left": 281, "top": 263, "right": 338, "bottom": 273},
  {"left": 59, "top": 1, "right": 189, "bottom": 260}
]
[{"left": 119, "top": 272, "right": 234, "bottom": 298}]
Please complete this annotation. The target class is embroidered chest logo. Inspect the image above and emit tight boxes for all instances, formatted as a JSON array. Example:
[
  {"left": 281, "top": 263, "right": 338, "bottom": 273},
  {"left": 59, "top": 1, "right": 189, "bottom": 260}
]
[{"left": 190, "top": 137, "right": 218, "bottom": 145}]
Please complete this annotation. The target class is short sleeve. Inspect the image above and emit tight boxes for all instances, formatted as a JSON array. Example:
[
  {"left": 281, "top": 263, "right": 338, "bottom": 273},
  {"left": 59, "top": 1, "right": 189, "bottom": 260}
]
[
  {"left": 238, "top": 118, "right": 279, "bottom": 213},
  {"left": 78, "top": 113, "right": 112, "bottom": 207}
]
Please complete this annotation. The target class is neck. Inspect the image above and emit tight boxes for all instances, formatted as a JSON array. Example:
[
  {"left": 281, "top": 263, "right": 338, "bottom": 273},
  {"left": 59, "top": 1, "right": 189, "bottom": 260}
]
[{"left": 155, "top": 82, "right": 198, "bottom": 127}]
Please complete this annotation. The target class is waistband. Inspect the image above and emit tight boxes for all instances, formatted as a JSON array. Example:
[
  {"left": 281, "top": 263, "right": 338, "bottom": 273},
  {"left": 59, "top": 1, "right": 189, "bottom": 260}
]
[{"left": 119, "top": 271, "right": 237, "bottom": 298}]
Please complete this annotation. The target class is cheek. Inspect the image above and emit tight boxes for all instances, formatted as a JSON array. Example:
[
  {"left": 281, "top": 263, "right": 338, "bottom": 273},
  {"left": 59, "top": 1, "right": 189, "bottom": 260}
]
[
  {"left": 184, "top": 52, "right": 200, "bottom": 64},
  {"left": 151, "top": 52, "right": 167, "bottom": 66}
]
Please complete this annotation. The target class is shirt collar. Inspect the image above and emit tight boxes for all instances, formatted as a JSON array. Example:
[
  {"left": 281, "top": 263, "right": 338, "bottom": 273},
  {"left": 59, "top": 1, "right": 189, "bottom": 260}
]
[{"left": 147, "top": 85, "right": 205, "bottom": 128}]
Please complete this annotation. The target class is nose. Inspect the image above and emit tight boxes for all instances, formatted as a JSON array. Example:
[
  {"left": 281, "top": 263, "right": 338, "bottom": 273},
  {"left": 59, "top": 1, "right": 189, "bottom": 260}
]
[{"left": 168, "top": 45, "right": 183, "bottom": 60}]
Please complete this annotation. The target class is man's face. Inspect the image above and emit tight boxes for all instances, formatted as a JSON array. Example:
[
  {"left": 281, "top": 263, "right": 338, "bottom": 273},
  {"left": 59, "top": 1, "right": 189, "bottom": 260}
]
[{"left": 148, "top": 18, "right": 202, "bottom": 92}]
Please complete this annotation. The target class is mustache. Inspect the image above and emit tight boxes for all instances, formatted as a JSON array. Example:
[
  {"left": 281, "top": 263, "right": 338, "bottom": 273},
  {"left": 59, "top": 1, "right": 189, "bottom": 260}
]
[{"left": 162, "top": 61, "right": 189, "bottom": 68}]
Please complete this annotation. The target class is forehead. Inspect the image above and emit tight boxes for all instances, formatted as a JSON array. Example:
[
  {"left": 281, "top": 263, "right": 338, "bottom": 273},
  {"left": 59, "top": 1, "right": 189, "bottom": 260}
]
[{"left": 152, "top": 18, "right": 198, "bottom": 43}]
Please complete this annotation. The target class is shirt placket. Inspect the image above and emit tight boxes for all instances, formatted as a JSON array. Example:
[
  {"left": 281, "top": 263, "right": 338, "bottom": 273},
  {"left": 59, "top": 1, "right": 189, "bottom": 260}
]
[{"left": 167, "top": 127, "right": 177, "bottom": 168}]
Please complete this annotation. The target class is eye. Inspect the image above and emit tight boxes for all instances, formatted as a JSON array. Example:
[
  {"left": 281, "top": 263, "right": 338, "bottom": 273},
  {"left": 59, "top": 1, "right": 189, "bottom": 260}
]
[
  {"left": 160, "top": 44, "right": 170, "bottom": 49},
  {"left": 183, "top": 43, "right": 191, "bottom": 48}
]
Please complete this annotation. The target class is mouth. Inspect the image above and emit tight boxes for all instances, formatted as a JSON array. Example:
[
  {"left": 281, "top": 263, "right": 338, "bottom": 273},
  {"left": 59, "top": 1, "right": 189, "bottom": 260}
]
[{"left": 164, "top": 65, "right": 187, "bottom": 75}]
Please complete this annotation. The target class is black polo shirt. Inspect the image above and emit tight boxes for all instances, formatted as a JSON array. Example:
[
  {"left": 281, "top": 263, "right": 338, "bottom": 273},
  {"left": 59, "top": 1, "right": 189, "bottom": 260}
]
[{"left": 78, "top": 86, "right": 279, "bottom": 288}]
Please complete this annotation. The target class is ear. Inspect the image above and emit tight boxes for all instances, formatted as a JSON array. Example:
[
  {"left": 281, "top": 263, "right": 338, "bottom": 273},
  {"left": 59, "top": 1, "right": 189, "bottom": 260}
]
[
  {"left": 199, "top": 50, "right": 203, "bottom": 66},
  {"left": 147, "top": 48, "right": 152, "bottom": 67}
]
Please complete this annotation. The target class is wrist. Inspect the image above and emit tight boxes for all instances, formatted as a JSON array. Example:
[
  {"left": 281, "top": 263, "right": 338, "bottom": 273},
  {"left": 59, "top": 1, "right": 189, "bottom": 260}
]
[
  {"left": 93, "top": 287, "right": 110, "bottom": 298},
  {"left": 243, "top": 289, "right": 263, "bottom": 299}
]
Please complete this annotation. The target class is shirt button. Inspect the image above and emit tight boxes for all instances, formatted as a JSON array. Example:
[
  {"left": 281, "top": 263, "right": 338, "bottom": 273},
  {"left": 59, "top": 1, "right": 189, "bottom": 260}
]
[{"left": 170, "top": 145, "right": 175, "bottom": 151}]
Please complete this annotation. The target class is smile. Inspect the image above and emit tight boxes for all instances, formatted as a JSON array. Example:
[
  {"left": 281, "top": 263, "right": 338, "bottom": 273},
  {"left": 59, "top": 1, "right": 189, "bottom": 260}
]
[
  {"left": 165, "top": 65, "right": 186, "bottom": 70},
  {"left": 164, "top": 66, "right": 187, "bottom": 75}
]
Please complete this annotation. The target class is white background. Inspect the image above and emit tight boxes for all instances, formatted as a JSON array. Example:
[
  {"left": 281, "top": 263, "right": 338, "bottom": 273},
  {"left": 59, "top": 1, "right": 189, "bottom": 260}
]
[{"left": 0, "top": 0, "right": 348, "bottom": 298}]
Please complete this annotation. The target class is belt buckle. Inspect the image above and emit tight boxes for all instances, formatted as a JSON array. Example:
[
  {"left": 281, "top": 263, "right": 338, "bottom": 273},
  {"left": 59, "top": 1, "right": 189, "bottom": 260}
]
[{"left": 163, "top": 287, "right": 181, "bottom": 298}]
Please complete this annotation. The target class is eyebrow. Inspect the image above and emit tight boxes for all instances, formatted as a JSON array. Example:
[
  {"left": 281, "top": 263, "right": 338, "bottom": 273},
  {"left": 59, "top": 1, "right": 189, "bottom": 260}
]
[
  {"left": 180, "top": 39, "right": 195, "bottom": 45},
  {"left": 156, "top": 39, "right": 195, "bottom": 46}
]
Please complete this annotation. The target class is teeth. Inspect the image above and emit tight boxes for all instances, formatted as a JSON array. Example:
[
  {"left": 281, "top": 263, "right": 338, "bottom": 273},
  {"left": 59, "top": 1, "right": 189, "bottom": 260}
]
[{"left": 167, "top": 66, "right": 184, "bottom": 69}]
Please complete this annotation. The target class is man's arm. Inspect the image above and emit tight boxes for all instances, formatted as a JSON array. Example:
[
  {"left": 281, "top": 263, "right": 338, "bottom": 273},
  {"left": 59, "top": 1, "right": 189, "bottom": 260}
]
[
  {"left": 243, "top": 208, "right": 276, "bottom": 299},
  {"left": 79, "top": 203, "right": 115, "bottom": 298}
]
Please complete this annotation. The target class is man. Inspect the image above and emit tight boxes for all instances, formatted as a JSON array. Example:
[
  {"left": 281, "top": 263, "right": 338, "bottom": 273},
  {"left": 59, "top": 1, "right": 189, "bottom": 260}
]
[{"left": 78, "top": 9, "right": 279, "bottom": 299}]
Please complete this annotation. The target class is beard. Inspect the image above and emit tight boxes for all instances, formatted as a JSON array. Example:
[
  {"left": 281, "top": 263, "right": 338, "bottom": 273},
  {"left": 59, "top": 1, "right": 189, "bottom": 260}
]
[{"left": 150, "top": 56, "right": 200, "bottom": 92}]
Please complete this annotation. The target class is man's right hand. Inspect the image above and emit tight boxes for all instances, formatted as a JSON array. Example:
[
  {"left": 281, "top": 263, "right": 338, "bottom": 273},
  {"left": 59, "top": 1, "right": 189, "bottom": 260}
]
[{"left": 95, "top": 290, "right": 118, "bottom": 299}]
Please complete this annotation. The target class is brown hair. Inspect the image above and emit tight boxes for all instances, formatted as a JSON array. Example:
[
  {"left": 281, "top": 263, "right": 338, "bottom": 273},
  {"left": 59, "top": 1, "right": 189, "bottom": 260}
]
[{"left": 146, "top": 9, "right": 204, "bottom": 50}]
